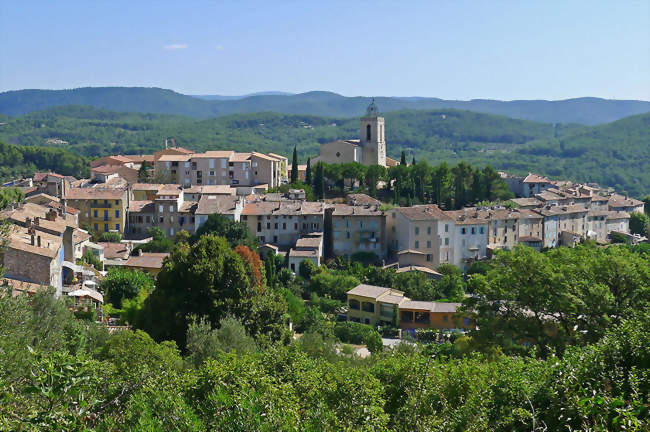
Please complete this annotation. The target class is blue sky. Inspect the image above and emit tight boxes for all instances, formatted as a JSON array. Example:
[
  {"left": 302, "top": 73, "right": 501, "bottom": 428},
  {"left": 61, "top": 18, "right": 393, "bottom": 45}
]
[{"left": 1, "top": 0, "right": 648, "bottom": 100}]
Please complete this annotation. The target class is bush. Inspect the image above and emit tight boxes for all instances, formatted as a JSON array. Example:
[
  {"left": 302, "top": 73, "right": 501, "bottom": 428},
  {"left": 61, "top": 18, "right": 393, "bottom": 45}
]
[
  {"left": 333, "top": 321, "right": 382, "bottom": 351},
  {"left": 97, "top": 231, "right": 122, "bottom": 243}
]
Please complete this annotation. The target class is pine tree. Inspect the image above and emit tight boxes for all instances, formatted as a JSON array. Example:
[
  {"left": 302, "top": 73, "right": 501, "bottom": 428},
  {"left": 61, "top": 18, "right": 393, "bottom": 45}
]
[
  {"left": 400, "top": 151, "right": 407, "bottom": 166},
  {"left": 291, "top": 146, "right": 299, "bottom": 184},
  {"left": 305, "top": 157, "right": 312, "bottom": 185}
]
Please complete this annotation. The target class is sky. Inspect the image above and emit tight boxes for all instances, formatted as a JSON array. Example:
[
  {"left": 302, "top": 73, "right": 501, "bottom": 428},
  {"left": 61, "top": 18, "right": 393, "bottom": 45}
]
[{"left": 1, "top": 0, "right": 649, "bottom": 100}]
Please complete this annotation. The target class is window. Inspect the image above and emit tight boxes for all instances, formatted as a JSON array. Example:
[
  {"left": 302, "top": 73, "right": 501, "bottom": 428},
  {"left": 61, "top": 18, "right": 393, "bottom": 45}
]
[
  {"left": 443, "top": 315, "right": 449, "bottom": 322},
  {"left": 159, "top": 205, "right": 164, "bottom": 213},
  {"left": 400, "top": 311, "right": 413, "bottom": 323},
  {"left": 480, "top": 227, "right": 484, "bottom": 234},
  {"left": 115, "top": 210, "right": 119, "bottom": 218},
  {"left": 445, "top": 224, "right": 449, "bottom": 232},
  {"left": 115, "top": 223, "right": 120, "bottom": 231},
  {"left": 471, "top": 227, "right": 476, "bottom": 234},
  {"left": 427, "top": 240, "right": 431, "bottom": 248},
  {"left": 366, "top": 124, "right": 371, "bottom": 141},
  {"left": 349, "top": 299, "right": 360, "bottom": 310},
  {"left": 104, "top": 223, "right": 108, "bottom": 232},
  {"left": 415, "top": 227, "right": 419, "bottom": 235},
  {"left": 346, "top": 232, "right": 351, "bottom": 239},
  {"left": 93, "top": 210, "right": 98, "bottom": 218},
  {"left": 415, "top": 312, "right": 430, "bottom": 324},
  {"left": 426, "top": 254, "right": 432, "bottom": 262},
  {"left": 282, "top": 223, "right": 286, "bottom": 229},
  {"left": 274, "top": 223, "right": 278, "bottom": 229},
  {"left": 93, "top": 223, "right": 98, "bottom": 231},
  {"left": 104, "top": 210, "right": 108, "bottom": 221},
  {"left": 361, "top": 302, "right": 374, "bottom": 313},
  {"left": 415, "top": 240, "right": 419, "bottom": 248},
  {"left": 444, "top": 238, "right": 449, "bottom": 246},
  {"left": 104, "top": 199, "right": 108, "bottom": 206},
  {"left": 267, "top": 223, "right": 271, "bottom": 229},
  {"left": 427, "top": 226, "right": 431, "bottom": 235},
  {"left": 461, "top": 227, "right": 466, "bottom": 234},
  {"left": 169, "top": 205, "right": 174, "bottom": 212},
  {"left": 159, "top": 217, "right": 164, "bottom": 223}
]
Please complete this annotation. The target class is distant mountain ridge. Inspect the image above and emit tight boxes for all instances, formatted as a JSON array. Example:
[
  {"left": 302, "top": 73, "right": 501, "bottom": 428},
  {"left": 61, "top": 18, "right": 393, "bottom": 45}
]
[{"left": 1, "top": 87, "right": 649, "bottom": 125}]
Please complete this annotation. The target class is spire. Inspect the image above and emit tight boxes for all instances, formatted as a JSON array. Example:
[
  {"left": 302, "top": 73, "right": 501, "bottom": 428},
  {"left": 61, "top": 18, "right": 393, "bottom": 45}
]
[{"left": 365, "top": 97, "right": 379, "bottom": 117}]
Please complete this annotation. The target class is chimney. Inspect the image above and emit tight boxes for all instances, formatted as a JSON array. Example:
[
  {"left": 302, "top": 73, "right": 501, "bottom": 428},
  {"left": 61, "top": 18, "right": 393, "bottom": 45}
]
[
  {"left": 34, "top": 217, "right": 40, "bottom": 226},
  {"left": 37, "top": 236, "right": 41, "bottom": 247},
  {"left": 25, "top": 217, "right": 32, "bottom": 228},
  {"left": 30, "top": 234, "right": 35, "bottom": 246},
  {"left": 46, "top": 209, "right": 57, "bottom": 221}
]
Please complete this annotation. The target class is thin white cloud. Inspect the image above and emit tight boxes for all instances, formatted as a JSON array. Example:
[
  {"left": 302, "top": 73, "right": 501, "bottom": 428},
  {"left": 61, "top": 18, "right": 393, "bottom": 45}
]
[
  {"left": 215, "top": 44, "right": 224, "bottom": 51},
  {"left": 163, "top": 43, "right": 188, "bottom": 50}
]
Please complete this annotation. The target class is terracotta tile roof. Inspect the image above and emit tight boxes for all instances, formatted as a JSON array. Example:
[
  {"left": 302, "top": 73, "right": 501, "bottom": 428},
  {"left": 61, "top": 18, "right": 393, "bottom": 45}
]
[
  {"left": 288, "top": 248, "right": 319, "bottom": 258},
  {"left": 394, "top": 204, "right": 452, "bottom": 221},
  {"left": 347, "top": 194, "right": 382, "bottom": 206},
  {"left": 192, "top": 150, "right": 234, "bottom": 159},
  {"left": 157, "top": 154, "right": 192, "bottom": 162},
  {"left": 97, "top": 242, "right": 130, "bottom": 260},
  {"left": 400, "top": 300, "right": 460, "bottom": 313},
  {"left": 445, "top": 209, "right": 489, "bottom": 225},
  {"left": 608, "top": 194, "right": 643, "bottom": 208},
  {"left": 65, "top": 187, "right": 126, "bottom": 200},
  {"left": 606, "top": 211, "right": 630, "bottom": 220},
  {"left": 523, "top": 173, "right": 551, "bottom": 183},
  {"left": 295, "top": 236, "right": 322, "bottom": 249},
  {"left": 198, "top": 185, "right": 236, "bottom": 195},
  {"left": 268, "top": 153, "right": 288, "bottom": 160},
  {"left": 347, "top": 284, "right": 393, "bottom": 298},
  {"left": 195, "top": 195, "right": 239, "bottom": 215},
  {"left": 2, "top": 278, "right": 47, "bottom": 297},
  {"left": 509, "top": 197, "right": 543, "bottom": 207},
  {"left": 179, "top": 201, "right": 198, "bottom": 213},
  {"left": 230, "top": 152, "right": 252, "bottom": 162},
  {"left": 128, "top": 200, "right": 154, "bottom": 212},
  {"left": 131, "top": 183, "right": 164, "bottom": 191},
  {"left": 7, "top": 225, "right": 61, "bottom": 258},
  {"left": 519, "top": 236, "right": 542, "bottom": 242},
  {"left": 124, "top": 154, "right": 154, "bottom": 163},
  {"left": 329, "top": 203, "right": 382, "bottom": 216},
  {"left": 395, "top": 266, "right": 443, "bottom": 277},
  {"left": 125, "top": 252, "right": 169, "bottom": 270}
]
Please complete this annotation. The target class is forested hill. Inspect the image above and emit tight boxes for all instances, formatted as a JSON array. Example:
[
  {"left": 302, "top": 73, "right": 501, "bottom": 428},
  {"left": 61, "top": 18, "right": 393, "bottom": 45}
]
[
  {"left": 0, "top": 105, "right": 648, "bottom": 196},
  {"left": 1, "top": 87, "right": 649, "bottom": 125}
]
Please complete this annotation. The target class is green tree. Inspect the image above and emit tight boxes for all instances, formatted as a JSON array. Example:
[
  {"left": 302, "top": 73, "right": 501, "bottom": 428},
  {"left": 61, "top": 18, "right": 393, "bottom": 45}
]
[
  {"left": 400, "top": 151, "right": 407, "bottom": 166},
  {"left": 629, "top": 211, "right": 650, "bottom": 236},
  {"left": 136, "top": 235, "right": 287, "bottom": 349},
  {"left": 315, "top": 162, "right": 325, "bottom": 199},
  {"left": 101, "top": 267, "right": 154, "bottom": 309},
  {"left": 191, "top": 213, "right": 256, "bottom": 248}
]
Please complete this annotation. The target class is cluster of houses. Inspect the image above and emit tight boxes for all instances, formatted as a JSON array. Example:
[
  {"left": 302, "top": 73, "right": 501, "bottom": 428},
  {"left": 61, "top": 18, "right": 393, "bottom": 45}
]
[{"left": 1, "top": 103, "right": 645, "bottom": 333}]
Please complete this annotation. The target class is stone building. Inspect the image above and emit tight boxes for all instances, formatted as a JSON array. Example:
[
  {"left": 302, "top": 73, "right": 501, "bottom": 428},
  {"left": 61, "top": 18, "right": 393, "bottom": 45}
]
[
  {"left": 316, "top": 100, "right": 388, "bottom": 167},
  {"left": 327, "top": 203, "right": 386, "bottom": 259},
  {"left": 241, "top": 201, "right": 325, "bottom": 247}
]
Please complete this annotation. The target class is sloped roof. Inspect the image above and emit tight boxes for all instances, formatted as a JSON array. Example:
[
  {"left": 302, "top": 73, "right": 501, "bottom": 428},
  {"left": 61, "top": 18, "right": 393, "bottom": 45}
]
[{"left": 394, "top": 204, "right": 452, "bottom": 221}]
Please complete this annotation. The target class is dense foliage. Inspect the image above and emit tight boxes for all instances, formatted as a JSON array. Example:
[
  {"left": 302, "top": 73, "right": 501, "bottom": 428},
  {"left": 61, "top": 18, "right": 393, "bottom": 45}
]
[
  {"left": 1, "top": 106, "right": 647, "bottom": 196},
  {"left": 0, "top": 139, "right": 88, "bottom": 181},
  {"left": 0, "top": 285, "right": 647, "bottom": 431}
]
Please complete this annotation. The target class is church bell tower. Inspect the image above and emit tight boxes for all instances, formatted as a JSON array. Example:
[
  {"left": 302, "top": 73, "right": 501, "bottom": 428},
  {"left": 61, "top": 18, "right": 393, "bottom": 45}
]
[{"left": 360, "top": 98, "right": 386, "bottom": 166}]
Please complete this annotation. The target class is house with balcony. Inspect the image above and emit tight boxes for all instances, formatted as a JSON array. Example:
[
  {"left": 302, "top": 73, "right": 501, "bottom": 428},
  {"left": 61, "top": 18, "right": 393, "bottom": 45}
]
[
  {"left": 65, "top": 187, "right": 128, "bottom": 234},
  {"left": 327, "top": 203, "right": 386, "bottom": 259}
]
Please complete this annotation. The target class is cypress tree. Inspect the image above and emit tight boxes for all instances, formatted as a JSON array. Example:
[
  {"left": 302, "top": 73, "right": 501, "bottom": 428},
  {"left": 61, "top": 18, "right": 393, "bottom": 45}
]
[
  {"left": 316, "top": 163, "right": 325, "bottom": 199},
  {"left": 400, "top": 151, "right": 407, "bottom": 166},
  {"left": 291, "top": 146, "right": 299, "bottom": 184},
  {"left": 412, "top": 156, "right": 416, "bottom": 166},
  {"left": 305, "top": 157, "right": 312, "bottom": 185}
]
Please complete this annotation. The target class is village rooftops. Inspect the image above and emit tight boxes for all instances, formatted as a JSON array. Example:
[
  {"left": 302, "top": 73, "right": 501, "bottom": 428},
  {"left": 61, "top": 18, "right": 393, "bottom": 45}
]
[
  {"left": 195, "top": 195, "right": 239, "bottom": 215},
  {"left": 2, "top": 277, "right": 47, "bottom": 297},
  {"left": 190, "top": 150, "right": 234, "bottom": 159},
  {"left": 157, "top": 154, "right": 192, "bottom": 162},
  {"left": 329, "top": 203, "right": 383, "bottom": 216},
  {"left": 155, "top": 185, "right": 182, "bottom": 197},
  {"left": 8, "top": 225, "right": 62, "bottom": 258},
  {"left": 288, "top": 248, "right": 319, "bottom": 258},
  {"left": 522, "top": 173, "right": 551, "bottom": 184},
  {"left": 125, "top": 252, "right": 169, "bottom": 270},
  {"left": 533, "top": 204, "right": 590, "bottom": 217},
  {"left": 444, "top": 208, "right": 489, "bottom": 225},
  {"left": 230, "top": 152, "right": 252, "bottom": 162},
  {"left": 97, "top": 242, "right": 130, "bottom": 260},
  {"left": 241, "top": 201, "right": 324, "bottom": 217},
  {"left": 395, "top": 265, "right": 443, "bottom": 277},
  {"left": 347, "top": 193, "right": 382, "bottom": 206},
  {"left": 393, "top": 204, "right": 452, "bottom": 221},
  {"left": 295, "top": 236, "right": 322, "bottom": 249},
  {"left": 606, "top": 211, "right": 630, "bottom": 220},
  {"left": 65, "top": 187, "right": 126, "bottom": 200},
  {"left": 131, "top": 183, "right": 164, "bottom": 191},
  {"left": 128, "top": 200, "right": 154, "bottom": 213},
  {"left": 607, "top": 194, "right": 643, "bottom": 208},
  {"left": 33, "top": 172, "right": 65, "bottom": 182},
  {"left": 508, "top": 197, "right": 543, "bottom": 208}
]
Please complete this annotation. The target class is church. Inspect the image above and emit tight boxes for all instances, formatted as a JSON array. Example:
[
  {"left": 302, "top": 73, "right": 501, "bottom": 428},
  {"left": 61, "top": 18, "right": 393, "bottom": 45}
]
[{"left": 314, "top": 100, "right": 397, "bottom": 167}]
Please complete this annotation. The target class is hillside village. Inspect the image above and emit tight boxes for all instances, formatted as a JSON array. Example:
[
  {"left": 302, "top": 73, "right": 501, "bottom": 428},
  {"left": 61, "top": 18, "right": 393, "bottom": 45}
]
[{"left": 1, "top": 103, "right": 646, "bottom": 333}]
